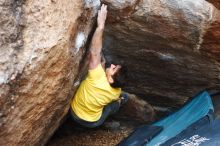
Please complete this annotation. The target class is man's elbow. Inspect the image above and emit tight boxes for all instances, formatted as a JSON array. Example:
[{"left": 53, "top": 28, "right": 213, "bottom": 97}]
[{"left": 89, "top": 50, "right": 100, "bottom": 57}]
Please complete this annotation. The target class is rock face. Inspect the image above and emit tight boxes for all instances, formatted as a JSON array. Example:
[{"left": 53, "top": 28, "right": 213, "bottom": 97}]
[
  {"left": 1, "top": 0, "right": 220, "bottom": 145},
  {"left": 116, "top": 92, "right": 155, "bottom": 122},
  {"left": 102, "top": 0, "right": 220, "bottom": 109},
  {"left": 0, "top": 0, "right": 100, "bottom": 145}
]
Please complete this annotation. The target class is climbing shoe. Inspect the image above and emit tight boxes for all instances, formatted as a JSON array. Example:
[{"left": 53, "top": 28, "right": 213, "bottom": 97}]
[{"left": 120, "top": 93, "right": 129, "bottom": 105}]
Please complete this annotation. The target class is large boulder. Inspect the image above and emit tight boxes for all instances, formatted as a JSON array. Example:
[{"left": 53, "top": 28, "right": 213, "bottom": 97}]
[
  {"left": 1, "top": 0, "right": 220, "bottom": 145},
  {"left": 0, "top": 0, "right": 100, "bottom": 145},
  {"left": 102, "top": 0, "right": 220, "bottom": 109},
  {"left": 116, "top": 92, "right": 156, "bottom": 123}
]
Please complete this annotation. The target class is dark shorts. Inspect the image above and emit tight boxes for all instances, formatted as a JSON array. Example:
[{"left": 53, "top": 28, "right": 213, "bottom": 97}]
[{"left": 70, "top": 100, "right": 120, "bottom": 128}]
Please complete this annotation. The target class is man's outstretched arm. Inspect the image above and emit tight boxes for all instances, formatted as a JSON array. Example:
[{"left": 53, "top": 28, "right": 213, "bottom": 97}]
[{"left": 89, "top": 4, "right": 107, "bottom": 69}]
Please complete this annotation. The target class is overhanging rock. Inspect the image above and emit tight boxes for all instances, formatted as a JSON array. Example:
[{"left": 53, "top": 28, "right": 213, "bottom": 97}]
[{"left": 102, "top": 0, "right": 220, "bottom": 108}]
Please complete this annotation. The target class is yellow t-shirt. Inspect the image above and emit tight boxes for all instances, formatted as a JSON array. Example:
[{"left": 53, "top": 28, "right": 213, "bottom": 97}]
[{"left": 71, "top": 64, "right": 121, "bottom": 122}]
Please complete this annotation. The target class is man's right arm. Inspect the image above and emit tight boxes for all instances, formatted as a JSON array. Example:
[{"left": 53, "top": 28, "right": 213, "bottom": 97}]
[{"left": 89, "top": 4, "right": 107, "bottom": 70}]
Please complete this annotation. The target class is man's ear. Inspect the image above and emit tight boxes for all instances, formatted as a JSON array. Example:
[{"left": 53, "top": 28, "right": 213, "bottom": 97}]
[{"left": 108, "top": 76, "right": 114, "bottom": 84}]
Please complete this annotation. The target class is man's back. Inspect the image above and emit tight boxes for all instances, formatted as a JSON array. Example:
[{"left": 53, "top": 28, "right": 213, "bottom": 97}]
[{"left": 71, "top": 64, "right": 121, "bottom": 122}]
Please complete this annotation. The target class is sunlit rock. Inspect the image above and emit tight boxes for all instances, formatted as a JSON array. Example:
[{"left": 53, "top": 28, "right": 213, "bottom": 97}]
[
  {"left": 0, "top": 0, "right": 99, "bottom": 145},
  {"left": 1, "top": 0, "right": 220, "bottom": 145}
]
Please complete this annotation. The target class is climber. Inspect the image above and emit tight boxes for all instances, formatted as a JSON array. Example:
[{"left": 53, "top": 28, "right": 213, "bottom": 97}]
[{"left": 70, "top": 4, "right": 128, "bottom": 128}]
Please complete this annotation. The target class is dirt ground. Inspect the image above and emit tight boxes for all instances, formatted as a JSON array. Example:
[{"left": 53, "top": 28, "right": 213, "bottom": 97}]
[
  {"left": 46, "top": 93, "right": 158, "bottom": 146},
  {"left": 47, "top": 116, "right": 141, "bottom": 146}
]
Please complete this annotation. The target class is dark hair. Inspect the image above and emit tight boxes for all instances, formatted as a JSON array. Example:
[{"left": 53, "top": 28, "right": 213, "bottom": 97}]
[{"left": 110, "top": 65, "right": 127, "bottom": 88}]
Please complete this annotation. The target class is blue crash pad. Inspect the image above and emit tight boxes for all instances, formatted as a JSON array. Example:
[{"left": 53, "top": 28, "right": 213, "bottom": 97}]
[
  {"left": 146, "top": 91, "right": 214, "bottom": 146},
  {"left": 162, "top": 116, "right": 220, "bottom": 146}
]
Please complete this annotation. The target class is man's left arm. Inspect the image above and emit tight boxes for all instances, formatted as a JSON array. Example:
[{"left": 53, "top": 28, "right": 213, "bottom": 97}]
[{"left": 89, "top": 4, "right": 107, "bottom": 70}]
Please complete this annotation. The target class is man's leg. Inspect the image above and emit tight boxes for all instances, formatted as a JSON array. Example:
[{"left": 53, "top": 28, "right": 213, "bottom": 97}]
[
  {"left": 91, "top": 93, "right": 129, "bottom": 127},
  {"left": 86, "top": 100, "right": 121, "bottom": 127},
  {"left": 69, "top": 94, "right": 128, "bottom": 128},
  {"left": 69, "top": 100, "right": 120, "bottom": 128},
  {"left": 103, "top": 100, "right": 121, "bottom": 115}
]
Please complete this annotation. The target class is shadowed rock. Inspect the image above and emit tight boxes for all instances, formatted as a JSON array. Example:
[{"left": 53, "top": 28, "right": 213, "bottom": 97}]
[
  {"left": 116, "top": 92, "right": 155, "bottom": 123},
  {"left": 1, "top": 0, "right": 220, "bottom": 145},
  {"left": 102, "top": 0, "right": 220, "bottom": 108}
]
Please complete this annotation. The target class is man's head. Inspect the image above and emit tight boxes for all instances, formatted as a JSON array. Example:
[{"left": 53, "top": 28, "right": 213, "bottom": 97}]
[{"left": 105, "top": 64, "right": 127, "bottom": 88}]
